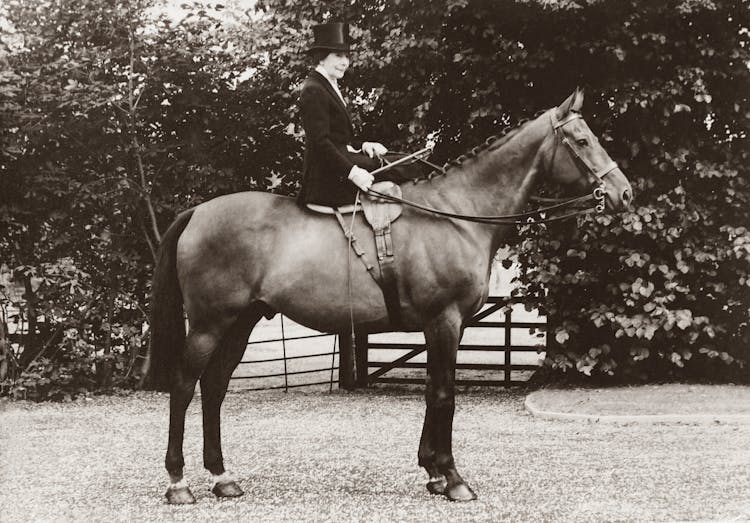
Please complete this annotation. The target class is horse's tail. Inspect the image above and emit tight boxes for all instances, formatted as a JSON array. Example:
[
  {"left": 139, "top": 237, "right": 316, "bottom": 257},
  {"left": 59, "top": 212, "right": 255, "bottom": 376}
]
[{"left": 140, "top": 208, "right": 195, "bottom": 392}]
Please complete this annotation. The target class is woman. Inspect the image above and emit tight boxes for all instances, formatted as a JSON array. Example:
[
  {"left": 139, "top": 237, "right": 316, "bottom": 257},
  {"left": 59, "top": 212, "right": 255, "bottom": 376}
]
[{"left": 296, "top": 22, "right": 420, "bottom": 208}]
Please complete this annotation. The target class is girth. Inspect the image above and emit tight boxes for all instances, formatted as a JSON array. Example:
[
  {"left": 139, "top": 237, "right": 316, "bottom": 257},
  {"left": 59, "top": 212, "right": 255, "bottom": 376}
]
[{"left": 333, "top": 182, "right": 404, "bottom": 330}]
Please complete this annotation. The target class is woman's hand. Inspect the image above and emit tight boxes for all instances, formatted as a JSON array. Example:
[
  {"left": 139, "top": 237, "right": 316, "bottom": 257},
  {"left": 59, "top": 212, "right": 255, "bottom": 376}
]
[
  {"left": 348, "top": 166, "right": 374, "bottom": 191},
  {"left": 362, "top": 142, "right": 388, "bottom": 158}
]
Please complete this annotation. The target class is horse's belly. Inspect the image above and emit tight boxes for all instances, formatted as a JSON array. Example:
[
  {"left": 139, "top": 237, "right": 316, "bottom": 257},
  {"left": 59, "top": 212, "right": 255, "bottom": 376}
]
[{"left": 258, "top": 221, "right": 391, "bottom": 332}]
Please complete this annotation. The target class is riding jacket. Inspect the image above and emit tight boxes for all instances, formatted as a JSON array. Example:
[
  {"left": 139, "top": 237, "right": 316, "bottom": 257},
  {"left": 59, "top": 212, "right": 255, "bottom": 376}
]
[
  {"left": 297, "top": 70, "right": 361, "bottom": 207},
  {"left": 296, "top": 70, "right": 425, "bottom": 207}
]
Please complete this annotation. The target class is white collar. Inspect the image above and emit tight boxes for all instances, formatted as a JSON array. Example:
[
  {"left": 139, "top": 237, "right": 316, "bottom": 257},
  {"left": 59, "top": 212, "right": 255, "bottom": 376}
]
[
  {"left": 315, "top": 65, "right": 338, "bottom": 87},
  {"left": 315, "top": 65, "right": 346, "bottom": 106}
]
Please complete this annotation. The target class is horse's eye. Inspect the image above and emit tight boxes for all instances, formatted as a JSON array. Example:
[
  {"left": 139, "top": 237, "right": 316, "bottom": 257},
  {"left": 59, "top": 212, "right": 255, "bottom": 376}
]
[{"left": 576, "top": 138, "right": 589, "bottom": 147}]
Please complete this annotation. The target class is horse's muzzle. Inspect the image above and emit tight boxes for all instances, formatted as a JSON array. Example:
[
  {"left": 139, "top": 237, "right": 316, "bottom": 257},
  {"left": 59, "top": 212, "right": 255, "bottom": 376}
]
[{"left": 604, "top": 168, "right": 634, "bottom": 212}]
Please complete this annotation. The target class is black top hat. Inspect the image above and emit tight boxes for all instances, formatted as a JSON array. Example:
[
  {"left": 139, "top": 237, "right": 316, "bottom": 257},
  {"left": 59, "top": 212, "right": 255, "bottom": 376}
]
[{"left": 307, "top": 23, "right": 352, "bottom": 53}]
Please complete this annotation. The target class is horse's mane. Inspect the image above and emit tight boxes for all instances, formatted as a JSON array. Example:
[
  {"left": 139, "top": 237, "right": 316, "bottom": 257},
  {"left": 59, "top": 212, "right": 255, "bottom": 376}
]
[{"left": 412, "top": 109, "right": 549, "bottom": 184}]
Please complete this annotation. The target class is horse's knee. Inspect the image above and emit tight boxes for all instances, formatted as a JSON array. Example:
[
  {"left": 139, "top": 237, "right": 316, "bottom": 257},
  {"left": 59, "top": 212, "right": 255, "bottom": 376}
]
[
  {"left": 429, "top": 387, "right": 455, "bottom": 411},
  {"left": 435, "top": 388, "right": 453, "bottom": 402}
]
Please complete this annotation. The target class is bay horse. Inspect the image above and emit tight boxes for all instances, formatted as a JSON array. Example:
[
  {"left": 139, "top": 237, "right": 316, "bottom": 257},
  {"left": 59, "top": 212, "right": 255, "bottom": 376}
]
[{"left": 143, "top": 89, "right": 633, "bottom": 504}]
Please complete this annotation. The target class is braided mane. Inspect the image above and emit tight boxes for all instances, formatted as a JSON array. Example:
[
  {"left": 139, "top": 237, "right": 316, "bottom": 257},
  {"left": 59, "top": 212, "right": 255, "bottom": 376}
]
[{"left": 412, "top": 109, "right": 549, "bottom": 184}]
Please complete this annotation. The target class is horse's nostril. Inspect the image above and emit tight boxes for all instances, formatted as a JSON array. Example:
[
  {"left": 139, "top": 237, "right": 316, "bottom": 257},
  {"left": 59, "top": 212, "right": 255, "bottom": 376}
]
[{"left": 622, "top": 189, "right": 632, "bottom": 205}]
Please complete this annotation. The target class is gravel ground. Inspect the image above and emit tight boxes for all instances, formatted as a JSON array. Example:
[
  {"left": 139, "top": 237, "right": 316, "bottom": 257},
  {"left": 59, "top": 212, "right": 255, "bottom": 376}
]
[{"left": 1, "top": 388, "right": 749, "bottom": 523}]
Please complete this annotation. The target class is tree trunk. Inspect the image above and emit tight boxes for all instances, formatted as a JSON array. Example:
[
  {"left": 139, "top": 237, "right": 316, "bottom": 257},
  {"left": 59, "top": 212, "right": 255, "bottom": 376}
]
[
  {"left": 0, "top": 319, "right": 9, "bottom": 382},
  {"left": 18, "top": 275, "right": 40, "bottom": 369},
  {"left": 97, "top": 286, "right": 116, "bottom": 388}
]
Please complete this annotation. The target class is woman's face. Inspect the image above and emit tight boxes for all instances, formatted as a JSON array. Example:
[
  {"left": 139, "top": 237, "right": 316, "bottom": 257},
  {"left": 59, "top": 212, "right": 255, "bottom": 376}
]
[{"left": 319, "top": 52, "right": 350, "bottom": 80}]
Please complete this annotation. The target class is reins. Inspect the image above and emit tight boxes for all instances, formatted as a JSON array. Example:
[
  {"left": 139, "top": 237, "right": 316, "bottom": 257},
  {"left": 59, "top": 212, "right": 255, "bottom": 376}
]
[
  {"left": 367, "top": 111, "right": 613, "bottom": 225},
  {"left": 367, "top": 188, "right": 600, "bottom": 225}
]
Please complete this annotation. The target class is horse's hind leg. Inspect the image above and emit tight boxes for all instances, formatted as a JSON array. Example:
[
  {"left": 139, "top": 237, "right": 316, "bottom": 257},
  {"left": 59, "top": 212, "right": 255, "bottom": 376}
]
[
  {"left": 200, "top": 306, "right": 263, "bottom": 498},
  {"left": 164, "top": 361, "right": 200, "bottom": 504},
  {"left": 165, "top": 325, "right": 228, "bottom": 504}
]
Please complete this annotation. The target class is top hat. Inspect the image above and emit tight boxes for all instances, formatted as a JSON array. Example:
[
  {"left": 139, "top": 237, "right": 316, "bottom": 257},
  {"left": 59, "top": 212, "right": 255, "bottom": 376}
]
[{"left": 307, "top": 22, "right": 352, "bottom": 53}]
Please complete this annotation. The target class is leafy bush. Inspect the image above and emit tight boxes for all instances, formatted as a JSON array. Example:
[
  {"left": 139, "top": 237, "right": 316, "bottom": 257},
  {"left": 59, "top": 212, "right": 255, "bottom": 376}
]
[{"left": 479, "top": 0, "right": 750, "bottom": 381}]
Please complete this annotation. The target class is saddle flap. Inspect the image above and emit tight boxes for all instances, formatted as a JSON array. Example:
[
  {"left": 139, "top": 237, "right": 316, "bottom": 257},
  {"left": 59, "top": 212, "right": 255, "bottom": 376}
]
[{"left": 363, "top": 181, "right": 403, "bottom": 230}]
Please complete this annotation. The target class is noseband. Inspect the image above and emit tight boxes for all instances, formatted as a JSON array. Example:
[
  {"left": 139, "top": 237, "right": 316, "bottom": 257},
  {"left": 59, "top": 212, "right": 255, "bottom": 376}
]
[{"left": 368, "top": 110, "right": 618, "bottom": 225}]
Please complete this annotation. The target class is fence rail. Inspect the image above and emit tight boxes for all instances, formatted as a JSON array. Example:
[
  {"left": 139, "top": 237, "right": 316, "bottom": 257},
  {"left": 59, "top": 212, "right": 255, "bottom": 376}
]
[
  {"left": 229, "top": 379, "right": 340, "bottom": 392},
  {"left": 231, "top": 315, "right": 340, "bottom": 392},
  {"left": 230, "top": 296, "right": 546, "bottom": 391},
  {"left": 364, "top": 296, "right": 545, "bottom": 387}
]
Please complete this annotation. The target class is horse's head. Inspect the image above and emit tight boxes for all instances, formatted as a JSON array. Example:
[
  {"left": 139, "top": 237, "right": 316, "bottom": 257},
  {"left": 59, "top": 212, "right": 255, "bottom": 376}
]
[{"left": 542, "top": 88, "right": 633, "bottom": 213}]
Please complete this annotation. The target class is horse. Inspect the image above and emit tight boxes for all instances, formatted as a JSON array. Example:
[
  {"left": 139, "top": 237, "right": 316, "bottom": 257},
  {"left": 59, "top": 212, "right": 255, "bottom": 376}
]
[{"left": 143, "top": 88, "right": 633, "bottom": 504}]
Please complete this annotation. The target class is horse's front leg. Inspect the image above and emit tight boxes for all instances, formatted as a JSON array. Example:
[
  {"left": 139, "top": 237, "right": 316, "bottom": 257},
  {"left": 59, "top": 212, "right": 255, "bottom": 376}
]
[
  {"left": 417, "top": 377, "right": 447, "bottom": 496},
  {"left": 418, "top": 309, "right": 477, "bottom": 502}
]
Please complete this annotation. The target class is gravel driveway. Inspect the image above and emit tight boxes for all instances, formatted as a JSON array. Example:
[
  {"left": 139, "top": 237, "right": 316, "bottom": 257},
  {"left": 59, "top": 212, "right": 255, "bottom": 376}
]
[{"left": 1, "top": 389, "right": 749, "bottom": 522}]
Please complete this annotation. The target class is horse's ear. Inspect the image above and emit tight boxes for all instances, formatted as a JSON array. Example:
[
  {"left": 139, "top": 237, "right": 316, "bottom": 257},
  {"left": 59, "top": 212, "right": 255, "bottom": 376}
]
[
  {"left": 571, "top": 87, "right": 584, "bottom": 112},
  {"left": 555, "top": 88, "right": 585, "bottom": 119},
  {"left": 556, "top": 90, "right": 575, "bottom": 119}
]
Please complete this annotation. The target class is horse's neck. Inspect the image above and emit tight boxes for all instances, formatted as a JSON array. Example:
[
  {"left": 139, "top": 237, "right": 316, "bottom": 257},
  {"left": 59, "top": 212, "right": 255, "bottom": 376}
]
[{"left": 417, "top": 113, "right": 550, "bottom": 226}]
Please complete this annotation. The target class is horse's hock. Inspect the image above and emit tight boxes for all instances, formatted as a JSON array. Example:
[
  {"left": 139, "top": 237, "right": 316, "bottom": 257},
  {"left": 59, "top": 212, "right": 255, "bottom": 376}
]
[{"left": 229, "top": 263, "right": 547, "bottom": 391}]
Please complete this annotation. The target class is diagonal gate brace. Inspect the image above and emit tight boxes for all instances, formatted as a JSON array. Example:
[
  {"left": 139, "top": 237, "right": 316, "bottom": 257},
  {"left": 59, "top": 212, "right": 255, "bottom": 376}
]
[{"left": 367, "top": 346, "right": 426, "bottom": 383}]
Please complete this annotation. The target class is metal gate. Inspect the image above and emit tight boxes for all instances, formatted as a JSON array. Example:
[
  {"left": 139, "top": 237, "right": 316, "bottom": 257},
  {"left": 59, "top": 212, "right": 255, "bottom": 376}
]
[
  {"left": 230, "top": 316, "right": 340, "bottom": 391},
  {"left": 230, "top": 296, "right": 545, "bottom": 390}
]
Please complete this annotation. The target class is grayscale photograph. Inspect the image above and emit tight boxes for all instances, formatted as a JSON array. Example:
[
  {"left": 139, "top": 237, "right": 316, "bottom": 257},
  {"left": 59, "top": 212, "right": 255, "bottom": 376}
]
[{"left": 1, "top": 0, "right": 748, "bottom": 521}]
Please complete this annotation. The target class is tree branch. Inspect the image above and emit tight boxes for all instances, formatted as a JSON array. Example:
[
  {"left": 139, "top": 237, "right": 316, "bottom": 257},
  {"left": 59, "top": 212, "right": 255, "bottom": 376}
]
[
  {"left": 127, "top": 13, "right": 162, "bottom": 245},
  {"left": 20, "top": 296, "right": 97, "bottom": 374},
  {"left": 138, "top": 219, "right": 157, "bottom": 263}
]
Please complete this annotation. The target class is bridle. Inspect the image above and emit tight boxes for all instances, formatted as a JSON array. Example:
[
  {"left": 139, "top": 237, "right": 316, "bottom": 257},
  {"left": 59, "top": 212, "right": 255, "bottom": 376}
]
[
  {"left": 367, "top": 109, "right": 619, "bottom": 225},
  {"left": 548, "top": 110, "right": 619, "bottom": 214}
]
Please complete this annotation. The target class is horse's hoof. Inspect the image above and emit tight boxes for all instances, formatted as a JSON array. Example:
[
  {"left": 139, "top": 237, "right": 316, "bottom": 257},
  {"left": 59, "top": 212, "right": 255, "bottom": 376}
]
[
  {"left": 426, "top": 477, "right": 447, "bottom": 495},
  {"left": 165, "top": 486, "right": 196, "bottom": 504},
  {"left": 445, "top": 482, "right": 477, "bottom": 502},
  {"left": 211, "top": 480, "right": 244, "bottom": 498}
]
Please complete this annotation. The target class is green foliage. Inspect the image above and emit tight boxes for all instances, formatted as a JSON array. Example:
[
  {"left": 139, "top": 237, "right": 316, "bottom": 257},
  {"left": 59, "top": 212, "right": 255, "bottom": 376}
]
[{"left": 1, "top": 0, "right": 747, "bottom": 397}]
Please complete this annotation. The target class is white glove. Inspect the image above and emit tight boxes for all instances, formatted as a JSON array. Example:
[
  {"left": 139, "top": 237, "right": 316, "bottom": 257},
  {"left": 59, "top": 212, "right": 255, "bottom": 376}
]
[
  {"left": 348, "top": 165, "right": 374, "bottom": 192},
  {"left": 362, "top": 141, "right": 388, "bottom": 158}
]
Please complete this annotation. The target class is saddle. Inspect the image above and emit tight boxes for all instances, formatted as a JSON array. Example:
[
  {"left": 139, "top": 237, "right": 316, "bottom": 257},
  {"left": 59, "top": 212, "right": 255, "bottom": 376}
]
[{"left": 306, "top": 181, "right": 404, "bottom": 328}]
